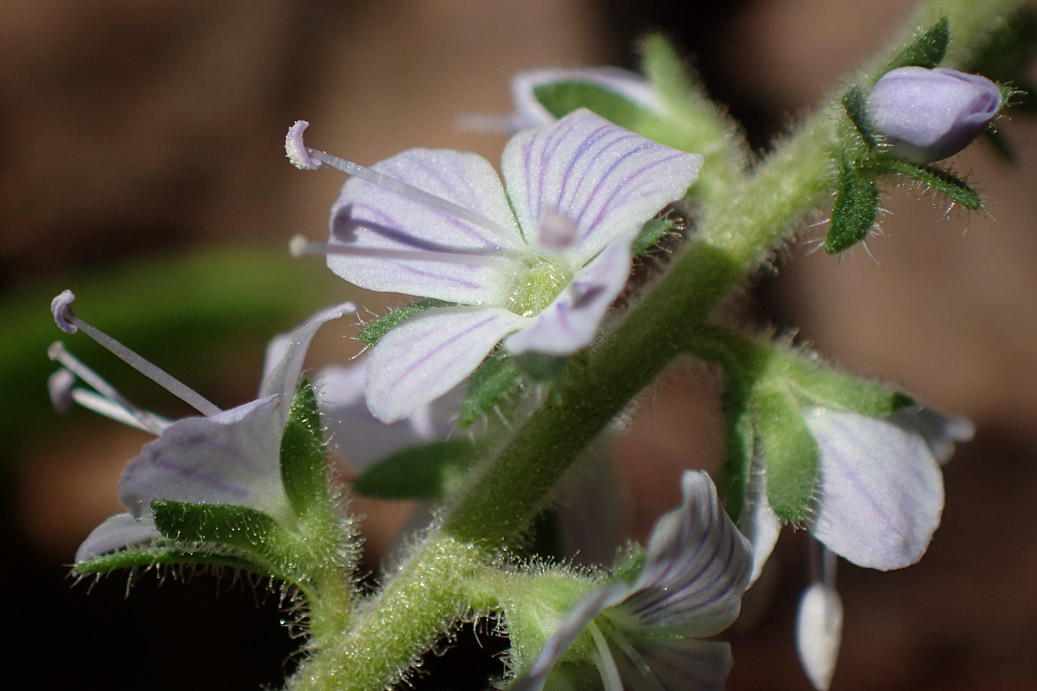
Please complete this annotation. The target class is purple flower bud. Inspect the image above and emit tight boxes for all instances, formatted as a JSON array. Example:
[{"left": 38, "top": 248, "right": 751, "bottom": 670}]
[{"left": 867, "top": 66, "right": 1001, "bottom": 163}]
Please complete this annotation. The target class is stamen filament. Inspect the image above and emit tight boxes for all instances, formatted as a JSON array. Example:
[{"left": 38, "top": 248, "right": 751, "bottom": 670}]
[
  {"left": 289, "top": 235, "right": 520, "bottom": 267},
  {"left": 48, "top": 344, "right": 168, "bottom": 435},
  {"left": 589, "top": 622, "right": 624, "bottom": 691},
  {"left": 51, "top": 291, "right": 222, "bottom": 417},
  {"left": 72, "top": 387, "right": 170, "bottom": 433}
]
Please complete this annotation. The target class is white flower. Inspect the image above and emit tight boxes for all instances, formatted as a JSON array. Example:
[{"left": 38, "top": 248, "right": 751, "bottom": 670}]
[{"left": 289, "top": 109, "right": 702, "bottom": 422}]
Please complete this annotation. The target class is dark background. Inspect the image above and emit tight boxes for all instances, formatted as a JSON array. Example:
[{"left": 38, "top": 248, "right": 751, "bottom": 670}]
[{"left": 3, "top": 1, "right": 1035, "bottom": 688}]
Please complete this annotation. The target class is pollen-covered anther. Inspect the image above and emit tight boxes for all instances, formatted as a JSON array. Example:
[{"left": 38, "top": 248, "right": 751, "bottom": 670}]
[
  {"left": 285, "top": 120, "right": 323, "bottom": 170},
  {"left": 51, "top": 289, "right": 79, "bottom": 334}
]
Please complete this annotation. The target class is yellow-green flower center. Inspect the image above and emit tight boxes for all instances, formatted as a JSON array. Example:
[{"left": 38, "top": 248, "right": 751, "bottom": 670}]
[{"left": 505, "top": 254, "right": 574, "bottom": 318}]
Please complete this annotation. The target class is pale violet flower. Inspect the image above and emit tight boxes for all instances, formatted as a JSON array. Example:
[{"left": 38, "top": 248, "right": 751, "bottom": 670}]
[
  {"left": 739, "top": 404, "right": 973, "bottom": 690},
  {"left": 867, "top": 66, "right": 1001, "bottom": 163},
  {"left": 48, "top": 290, "right": 354, "bottom": 562},
  {"left": 512, "top": 471, "right": 752, "bottom": 691},
  {"left": 287, "top": 109, "right": 702, "bottom": 422}
]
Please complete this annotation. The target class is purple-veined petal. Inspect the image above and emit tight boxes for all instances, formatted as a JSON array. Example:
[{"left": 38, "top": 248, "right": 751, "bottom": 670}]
[
  {"left": 617, "top": 471, "right": 752, "bottom": 636},
  {"left": 119, "top": 396, "right": 289, "bottom": 521},
  {"left": 365, "top": 306, "right": 525, "bottom": 423},
  {"left": 316, "top": 360, "right": 462, "bottom": 471},
  {"left": 803, "top": 408, "right": 944, "bottom": 570},
  {"left": 511, "top": 583, "right": 634, "bottom": 691},
  {"left": 329, "top": 149, "right": 524, "bottom": 304},
  {"left": 504, "top": 233, "right": 634, "bottom": 356},
  {"left": 511, "top": 67, "right": 664, "bottom": 130},
  {"left": 76, "top": 512, "right": 160, "bottom": 563},
  {"left": 609, "top": 635, "right": 732, "bottom": 691},
  {"left": 261, "top": 301, "right": 355, "bottom": 401},
  {"left": 502, "top": 108, "right": 702, "bottom": 266},
  {"left": 795, "top": 582, "right": 843, "bottom": 691}
]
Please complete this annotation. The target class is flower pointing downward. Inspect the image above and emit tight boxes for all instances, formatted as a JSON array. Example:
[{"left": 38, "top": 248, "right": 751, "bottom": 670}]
[{"left": 287, "top": 109, "right": 703, "bottom": 422}]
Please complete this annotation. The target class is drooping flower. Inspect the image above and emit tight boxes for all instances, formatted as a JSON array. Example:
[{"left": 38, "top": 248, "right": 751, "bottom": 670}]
[
  {"left": 287, "top": 109, "right": 702, "bottom": 422},
  {"left": 738, "top": 403, "right": 973, "bottom": 690},
  {"left": 867, "top": 66, "right": 1001, "bottom": 163},
  {"left": 511, "top": 470, "right": 752, "bottom": 691},
  {"left": 48, "top": 290, "right": 354, "bottom": 562}
]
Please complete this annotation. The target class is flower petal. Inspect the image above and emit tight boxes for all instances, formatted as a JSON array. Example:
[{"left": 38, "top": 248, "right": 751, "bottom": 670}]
[
  {"left": 740, "top": 455, "right": 782, "bottom": 587},
  {"left": 795, "top": 582, "right": 843, "bottom": 691},
  {"left": 618, "top": 471, "right": 753, "bottom": 636},
  {"left": 504, "top": 232, "right": 633, "bottom": 355},
  {"left": 365, "top": 306, "right": 525, "bottom": 423},
  {"left": 610, "top": 636, "right": 732, "bottom": 691},
  {"left": 316, "top": 360, "right": 462, "bottom": 470},
  {"left": 76, "top": 513, "right": 160, "bottom": 563},
  {"left": 502, "top": 108, "right": 702, "bottom": 265},
  {"left": 261, "top": 301, "right": 355, "bottom": 400},
  {"left": 119, "top": 396, "right": 289, "bottom": 520},
  {"left": 804, "top": 408, "right": 944, "bottom": 570},
  {"left": 329, "top": 149, "right": 524, "bottom": 304},
  {"left": 892, "top": 405, "right": 974, "bottom": 465},
  {"left": 510, "top": 67, "right": 665, "bottom": 129}
]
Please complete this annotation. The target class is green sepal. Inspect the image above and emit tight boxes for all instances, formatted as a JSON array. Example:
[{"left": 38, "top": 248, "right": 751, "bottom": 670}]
[
  {"left": 280, "top": 379, "right": 331, "bottom": 517},
  {"left": 151, "top": 500, "right": 283, "bottom": 564},
  {"left": 357, "top": 298, "right": 453, "bottom": 346},
  {"left": 514, "top": 352, "right": 569, "bottom": 382},
  {"left": 352, "top": 439, "right": 481, "bottom": 500},
  {"left": 841, "top": 85, "right": 877, "bottom": 150},
  {"left": 532, "top": 82, "right": 671, "bottom": 143},
  {"left": 752, "top": 386, "right": 819, "bottom": 523},
  {"left": 824, "top": 160, "right": 879, "bottom": 254},
  {"left": 633, "top": 213, "right": 683, "bottom": 257},
  {"left": 73, "top": 545, "right": 267, "bottom": 577},
  {"left": 876, "top": 159, "right": 982, "bottom": 210},
  {"left": 783, "top": 360, "right": 913, "bottom": 417},
  {"left": 458, "top": 350, "right": 522, "bottom": 427},
  {"left": 880, "top": 17, "right": 949, "bottom": 76}
]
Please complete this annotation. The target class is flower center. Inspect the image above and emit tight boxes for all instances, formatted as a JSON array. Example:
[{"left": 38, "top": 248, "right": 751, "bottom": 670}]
[{"left": 505, "top": 254, "right": 573, "bottom": 318}]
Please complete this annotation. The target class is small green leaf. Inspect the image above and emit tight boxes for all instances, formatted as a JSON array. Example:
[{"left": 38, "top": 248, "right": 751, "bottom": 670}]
[
  {"left": 459, "top": 351, "right": 522, "bottom": 427},
  {"left": 74, "top": 545, "right": 266, "bottom": 576},
  {"left": 280, "top": 380, "right": 331, "bottom": 517},
  {"left": 881, "top": 17, "right": 949, "bottom": 76},
  {"left": 841, "top": 85, "right": 877, "bottom": 149},
  {"left": 633, "top": 213, "right": 683, "bottom": 257},
  {"left": 357, "top": 298, "right": 453, "bottom": 346},
  {"left": 353, "top": 440, "right": 481, "bottom": 500},
  {"left": 753, "top": 386, "right": 819, "bottom": 523},
  {"left": 878, "top": 159, "right": 982, "bottom": 209},
  {"left": 824, "top": 160, "right": 879, "bottom": 254},
  {"left": 532, "top": 82, "right": 670, "bottom": 139},
  {"left": 152, "top": 500, "right": 281, "bottom": 559}
]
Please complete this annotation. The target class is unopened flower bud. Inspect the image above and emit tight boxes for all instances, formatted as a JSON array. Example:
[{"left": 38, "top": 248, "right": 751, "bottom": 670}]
[{"left": 867, "top": 66, "right": 1001, "bottom": 163}]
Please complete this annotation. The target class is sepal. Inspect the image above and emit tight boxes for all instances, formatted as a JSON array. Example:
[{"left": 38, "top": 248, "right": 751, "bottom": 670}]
[
  {"left": 752, "top": 385, "right": 819, "bottom": 523},
  {"left": 280, "top": 379, "right": 331, "bottom": 516},
  {"left": 74, "top": 544, "right": 268, "bottom": 577},
  {"left": 458, "top": 350, "right": 522, "bottom": 427},
  {"left": 880, "top": 17, "right": 949, "bottom": 75},
  {"left": 824, "top": 159, "right": 879, "bottom": 254},
  {"left": 151, "top": 499, "right": 284, "bottom": 561},
  {"left": 357, "top": 298, "right": 453, "bottom": 346},
  {"left": 877, "top": 159, "right": 981, "bottom": 210}
]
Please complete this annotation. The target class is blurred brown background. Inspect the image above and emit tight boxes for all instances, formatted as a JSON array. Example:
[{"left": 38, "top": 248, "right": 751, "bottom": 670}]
[{"left": 2, "top": 0, "right": 1035, "bottom": 689}]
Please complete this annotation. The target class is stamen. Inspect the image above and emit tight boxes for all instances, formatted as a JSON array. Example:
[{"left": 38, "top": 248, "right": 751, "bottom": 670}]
[
  {"left": 48, "top": 368, "right": 76, "bottom": 413},
  {"left": 285, "top": 121, "right": 516, "bottom": 243},
  {"left": 588, "top": 622, "right": 624, "bottom": 691},
  {"left": 48, "top": 343, "right": 168, "bottom": 435},
  {"left": 70, "top": 388, "right": 171, "bottom": 433},
  {"left": 289, "top": 235, "right": 519, "bottom": 268},
  {"left": 49, "top": 291, "right": 222, "bottom": 417}
]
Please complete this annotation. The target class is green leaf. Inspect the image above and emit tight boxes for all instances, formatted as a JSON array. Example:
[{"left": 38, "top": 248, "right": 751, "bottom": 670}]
[
  {"left": 352, "top": 440, "right": 481, "bottom": 500},
  {"left": 280, "top": 380, "right": 330, "bottom": 517},
  {"left": 841, "top": 85, "right": 877, "bottom": 149},
  {"left": 357, "top": 298, "right": 453, "bottom": 346},
  {"left": 151, "top": 500, "right": 281, "bottom": 560},
  {"left": 633, "top": 213, "right": 683, "bottom": 257},
  {"left": 74, "top": 545, "right": 267, "bottom": 576},
  {"left": 824, "top": 160, "right": 879, "bottom": 254},
  {"left": 532, "top": 82, "right": 670, "bottom": 140},
  {"left": 752, "top": 386, "right": 819, "bottom": 523},
  {"left": 881, "top": 17, "right": 949, "bottom": 76},
  {"left": 458, "top": 351, "right": 522, "bottom": 427},
  {"left": 877, "top": 159, "right": 982, "bottom": 209}
]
